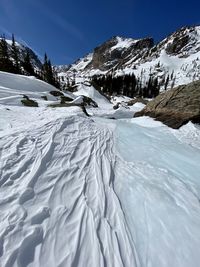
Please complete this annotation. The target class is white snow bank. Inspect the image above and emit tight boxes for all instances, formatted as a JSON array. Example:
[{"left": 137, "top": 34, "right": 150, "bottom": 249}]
[
  {"left": 0, "top": 71, "right": 59, "bottom": 106},
  {"left": 74, "top": 84, "right": 110, "bottom": 106},
  {"left": 172, "top": 122, "right": 200, "bottom": 149}
]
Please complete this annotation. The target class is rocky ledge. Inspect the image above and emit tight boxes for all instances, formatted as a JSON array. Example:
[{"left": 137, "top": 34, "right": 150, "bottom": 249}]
[{"left": 134, "top": 80, "right": 200, "bottom": 129}]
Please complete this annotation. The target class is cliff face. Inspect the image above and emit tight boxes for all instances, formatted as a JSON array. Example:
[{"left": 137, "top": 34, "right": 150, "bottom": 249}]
[{"left": 86, "top": 36, "right": 154, "bottom": 71}]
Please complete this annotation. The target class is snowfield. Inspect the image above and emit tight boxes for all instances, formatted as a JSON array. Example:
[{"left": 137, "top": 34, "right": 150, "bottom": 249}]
[
  {"left": 0, "top": 72, "right": 59, "bottom": 107},
  {"left": 0, "top": 72, "right": 200, "bottom": 267},
  {"left": 114, "top": 118, "right": 200, "bottom": 267}
]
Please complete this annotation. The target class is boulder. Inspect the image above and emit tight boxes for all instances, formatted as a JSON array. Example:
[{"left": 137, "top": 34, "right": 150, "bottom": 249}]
[{"left": 134, "top": 80, "right": 200, "bottom": 129}]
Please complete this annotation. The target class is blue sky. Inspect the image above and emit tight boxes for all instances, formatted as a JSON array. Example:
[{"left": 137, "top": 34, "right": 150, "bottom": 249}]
[{"left": 0, "top": 0, "right": 199, "bottom": 65}]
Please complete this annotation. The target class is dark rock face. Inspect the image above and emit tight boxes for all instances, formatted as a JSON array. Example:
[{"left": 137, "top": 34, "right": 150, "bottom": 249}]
[
  {"left": 164, "top": 26, "right": 194, "bottom": 56},
  {"left": 165, "top": 35, "right": 190, "bottom": 55},
  {"left": 142, "top": 26, "right": 200, "bottom": 62},
  {"left": 87, "top": 37, "right": 154, "bottom": 71},
  {"left": 134, "top": 80, "right": 200, "bottom": 129}
]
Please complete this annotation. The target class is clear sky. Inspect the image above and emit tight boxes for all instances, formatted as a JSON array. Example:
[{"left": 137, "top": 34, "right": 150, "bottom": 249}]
[{"left": 0, "top": 0, "right": 199, "bottom": 65}]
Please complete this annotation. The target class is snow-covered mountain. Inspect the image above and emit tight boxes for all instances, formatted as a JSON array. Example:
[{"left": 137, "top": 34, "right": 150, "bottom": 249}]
[
  {"left": 58, "top": 25, "right": 200, "bottom": 88},
  {"left": 2, "top": 38, "right": 42, "bottom": 70}
]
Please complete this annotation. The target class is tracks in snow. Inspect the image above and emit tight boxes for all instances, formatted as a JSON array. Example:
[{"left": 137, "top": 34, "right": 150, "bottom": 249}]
[{"left": 0, "top": 116, "right": 139, "bottom": 267}]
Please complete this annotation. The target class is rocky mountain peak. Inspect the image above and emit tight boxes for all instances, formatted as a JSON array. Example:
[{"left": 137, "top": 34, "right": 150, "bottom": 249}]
[
  {"left": 86, "top": 36, "right": 154, "bottom": 71},
  {"left": 152, "top": 25, "right": 200, "bottom": 58}
]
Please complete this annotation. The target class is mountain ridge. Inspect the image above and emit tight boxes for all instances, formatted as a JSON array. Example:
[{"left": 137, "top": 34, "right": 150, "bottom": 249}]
[{"left": 57, "top": 25, "right": 200, "bottom": 90}]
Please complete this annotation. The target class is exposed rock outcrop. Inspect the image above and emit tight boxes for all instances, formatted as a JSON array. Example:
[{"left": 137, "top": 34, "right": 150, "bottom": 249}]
[
  {"left": 127, "top": 97, "right": 148, "bottom": 106},
  {"left": 134, "top": 80, "right": 200, "bottom": 128},
  {"left": 86, "top": 36, "right": 154, "bottom": 71}
]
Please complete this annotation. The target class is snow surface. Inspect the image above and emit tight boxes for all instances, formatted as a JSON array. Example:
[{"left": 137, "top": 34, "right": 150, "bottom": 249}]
[
  {"left": 0, "top": 72, "right": 59, "bottom": 106},
  {"left": 1, "top": 72, "right": 200, "bottom": 267},
  {"left": 111, "top": 37, "right": 138, "bottom": 51},
  {"left": 73, "top": 84, "right": 110, "bottom": 107},
  {"left": 114, "top": 117, "right": 200, "bottom": 267}
]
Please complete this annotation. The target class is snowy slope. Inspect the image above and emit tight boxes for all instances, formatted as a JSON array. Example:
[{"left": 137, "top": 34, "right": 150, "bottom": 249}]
[
  {"left": 0, "top": 112, "right": 141, "bottom": 267},
  {"left": 119, "top": 26, "right": 200, "bottom": 88},
  {"left": 110, "top": 36, "right": 139, "bottom": 51},
  {"left": 0, "top": 71, "right": 110, "bottom": 108},
  {"left": 0, "top": 71, "right": 61, "bottom": 106},
  {"left": 115, "top": 26, "right": 200, "bottom": 88},
  {"left": 57, "top": 53, "right": 93, "bottom": 83},
  {"left": 114, "top": 118, "right": 200, "bottom": 267},
  {"left": 73, "top": 83, "right": 110, "bottom": 107},
  {"left": 1, "top": 72, "right": 200, "bottom": 267}
]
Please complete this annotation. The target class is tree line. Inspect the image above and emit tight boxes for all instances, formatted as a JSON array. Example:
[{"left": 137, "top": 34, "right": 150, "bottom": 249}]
[
  {"left": 91, "top": 73, "right": 160, "bottom": 99},
  {"left": 0, "top": 34, "right": 60, "bottom": 88}
]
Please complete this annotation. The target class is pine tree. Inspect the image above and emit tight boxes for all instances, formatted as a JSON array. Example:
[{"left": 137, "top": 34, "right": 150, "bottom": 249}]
[
  {"left": 43, "top": 53, "right": 54, "bottom": 84},
  {"left": 42, "top": 53, "right": 60, "bottom": 88},
  {"left": 11, "top": 34, "right": 21, "bottom": 74},
  {"left": 0, "top": 34, "right": 14, "bottom": 73},
  {"left": 164, "top": 75, "right": 169, "bottom": 91},
  {"left": 42, "top": 53, "right": 48, "bottom": 81},
  {"left": 131, "top": 74, "right": 137, "bottom": 97},
  {"left": 146, "top": 76, "right": 150, "bottom": 97},
  {"left": 152, "top": 77, "right": 160, "bottom": 97},
  {"left": 47, "top": 59, "right": 54, "bottom": 84},
  {"left": 22, "top": 51, "right": 35, "bottom": 75}
]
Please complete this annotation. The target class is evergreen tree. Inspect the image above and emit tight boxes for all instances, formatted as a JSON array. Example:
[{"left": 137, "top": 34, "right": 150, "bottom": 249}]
[
  {"left": 22, "top": 51, "right": 35, "bottom": 75},
  {"left": 43, "top": 53, "right": 54, "bottom": 85},
  {"left": 42, "top": 53, "right": 48, "bottom": 80},
  {"left": 11, "top": 34, "right": 21, "bottom": 74},
  {"left": 164, "top": 75, "right": 169, "bottom": 91},
  {"left": 47, "top": 59, "right": 54, "bottom": 84},
  {"left": 152, "top": 77, "right": 160, "bottom": 97},
  {"left": 0, "top": 34, "right": 14, "bottom": 73},
  {"left": 130, "top": 74, "right": 137, "bottom": 98}
]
